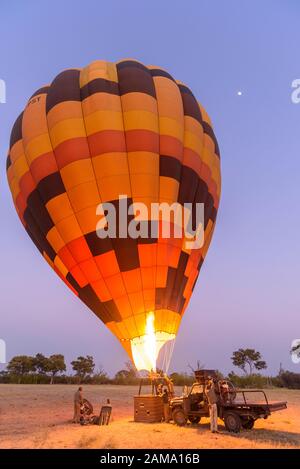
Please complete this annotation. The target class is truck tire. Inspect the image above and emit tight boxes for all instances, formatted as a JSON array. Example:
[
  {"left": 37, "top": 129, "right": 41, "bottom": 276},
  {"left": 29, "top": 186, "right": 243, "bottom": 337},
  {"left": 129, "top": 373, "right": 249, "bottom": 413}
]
[
  {"left": 224, "top": 411, "right": 242, "bottom": 433},
  {"left": 172, "top": 408, "right": 187, "bottom": 426},
  {"left": 189, "top": 416, "right": 201, "bottom": 424},
  {"left": 242, "top": 418, "right": 255, "bottom": 430}
]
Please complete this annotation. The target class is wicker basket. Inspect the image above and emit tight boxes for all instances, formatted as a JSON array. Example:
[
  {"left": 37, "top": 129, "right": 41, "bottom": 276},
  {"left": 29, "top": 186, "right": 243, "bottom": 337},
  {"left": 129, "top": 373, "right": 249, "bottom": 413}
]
[{"left": 134, "top": 395, "right": 164, "bottom": 423}]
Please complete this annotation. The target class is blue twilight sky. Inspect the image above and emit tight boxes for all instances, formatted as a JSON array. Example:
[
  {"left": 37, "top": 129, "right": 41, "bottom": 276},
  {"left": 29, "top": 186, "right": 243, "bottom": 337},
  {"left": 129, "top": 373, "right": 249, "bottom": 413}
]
[{"left": 0, "top": 0, "right": 299, "bottom": 376}]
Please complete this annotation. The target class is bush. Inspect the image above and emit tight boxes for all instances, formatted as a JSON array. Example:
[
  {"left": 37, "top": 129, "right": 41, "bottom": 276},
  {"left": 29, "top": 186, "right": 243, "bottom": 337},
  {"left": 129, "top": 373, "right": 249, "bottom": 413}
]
[
  {"left": 169, "top": 372, "right": 194, "bottom": 386},
  {"left": 278, "top": 371, "right": 300, "bottom": 389},
  {"left": 113, "top": 371, "right": 139, "bottom": 385},
  {"left": 92, "top": 372, "right": 111, "bottom": 385},
  {"left": 0, "top": 373, "right": 50, "bottom": 384},
  {"left": 269, "top": 376, "right": 284, "bottom": 388},
  {"left": 227, "top": 372, "right": 271, "bottom": 388}
]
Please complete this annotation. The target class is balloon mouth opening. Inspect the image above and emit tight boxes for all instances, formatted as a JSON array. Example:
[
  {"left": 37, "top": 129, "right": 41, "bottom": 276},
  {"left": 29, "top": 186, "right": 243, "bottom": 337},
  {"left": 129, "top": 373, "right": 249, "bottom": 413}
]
[{"left": 130, "top": 312, "right": 176, "bottom": 373}]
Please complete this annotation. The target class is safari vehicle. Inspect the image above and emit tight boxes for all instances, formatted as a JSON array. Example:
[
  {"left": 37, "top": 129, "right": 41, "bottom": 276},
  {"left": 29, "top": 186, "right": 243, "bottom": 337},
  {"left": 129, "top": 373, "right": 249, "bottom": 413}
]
[{"left": 170, "top": 369, "right": 287, "bottom": 433}]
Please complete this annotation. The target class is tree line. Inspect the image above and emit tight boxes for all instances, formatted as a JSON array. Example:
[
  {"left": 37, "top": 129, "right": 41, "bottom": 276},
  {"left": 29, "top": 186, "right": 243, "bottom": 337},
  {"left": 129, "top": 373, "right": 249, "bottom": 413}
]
[
  {"left": 0, "top": 348, "right": 300, "bottom": 388},
  {"left": 0, "top": 354, "right": 140, "bottom": 385}
]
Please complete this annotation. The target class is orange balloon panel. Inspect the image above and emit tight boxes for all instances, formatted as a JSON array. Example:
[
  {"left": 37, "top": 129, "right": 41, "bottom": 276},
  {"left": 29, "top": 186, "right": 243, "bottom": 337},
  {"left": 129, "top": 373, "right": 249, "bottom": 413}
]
[{"left": 6, "top": 59, "right": 221, "bottom": 362}]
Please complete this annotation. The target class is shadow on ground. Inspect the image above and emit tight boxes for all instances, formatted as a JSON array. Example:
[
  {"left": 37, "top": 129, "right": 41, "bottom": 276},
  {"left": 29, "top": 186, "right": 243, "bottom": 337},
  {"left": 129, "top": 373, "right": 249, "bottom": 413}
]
[{"left": 189, "top": 421, "right": 300, "bottom": 447}]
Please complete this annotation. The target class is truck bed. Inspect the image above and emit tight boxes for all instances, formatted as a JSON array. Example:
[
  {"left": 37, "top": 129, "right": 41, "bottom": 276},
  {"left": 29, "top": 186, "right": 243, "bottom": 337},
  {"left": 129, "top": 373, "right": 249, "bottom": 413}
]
[{"left": 224, "top": 400, "right": 287, "bottom": 412}]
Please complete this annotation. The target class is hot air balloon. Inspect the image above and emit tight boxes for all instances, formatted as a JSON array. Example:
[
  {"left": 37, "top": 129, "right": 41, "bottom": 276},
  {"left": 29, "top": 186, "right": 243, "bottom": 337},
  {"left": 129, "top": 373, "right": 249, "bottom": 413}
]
[{"left": 6, "top": 59, "right": 221, "bottom": 372}]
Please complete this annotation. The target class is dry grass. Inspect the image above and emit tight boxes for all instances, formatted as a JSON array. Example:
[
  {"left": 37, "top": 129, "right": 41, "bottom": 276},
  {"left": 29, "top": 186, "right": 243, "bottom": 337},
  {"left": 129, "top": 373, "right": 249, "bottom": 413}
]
[
  {"left": 76, "top": 434, "right": 98, "bottom": 449},
  {"left": 0, "top": 385, "right": 299, "bottom": 449}
]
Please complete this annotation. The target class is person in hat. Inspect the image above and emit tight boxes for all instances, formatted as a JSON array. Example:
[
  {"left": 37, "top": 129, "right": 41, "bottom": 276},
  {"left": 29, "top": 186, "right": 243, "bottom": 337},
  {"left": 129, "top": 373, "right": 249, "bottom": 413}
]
[
  {"left": 220, "top": 380, "right": 230, "bottom": 403},
  {"left": 205, "top": 378, "right": 219, "bottom": 433}
]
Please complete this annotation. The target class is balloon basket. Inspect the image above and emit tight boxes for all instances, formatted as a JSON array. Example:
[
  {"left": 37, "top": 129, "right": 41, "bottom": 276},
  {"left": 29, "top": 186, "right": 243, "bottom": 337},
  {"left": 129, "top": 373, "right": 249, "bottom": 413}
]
[
  {"left": 134, "top": 395, "right": 163, "bottom": 423},
  {"left": 133, "top": 371, "right": 173, "bottom": 423}
]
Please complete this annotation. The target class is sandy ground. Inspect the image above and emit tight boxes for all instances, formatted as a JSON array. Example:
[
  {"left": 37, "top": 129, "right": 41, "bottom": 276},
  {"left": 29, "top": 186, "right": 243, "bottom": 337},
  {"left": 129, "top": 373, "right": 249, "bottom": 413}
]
[{"left": 0, "top": 385, "right": 299, "bottom": 449}]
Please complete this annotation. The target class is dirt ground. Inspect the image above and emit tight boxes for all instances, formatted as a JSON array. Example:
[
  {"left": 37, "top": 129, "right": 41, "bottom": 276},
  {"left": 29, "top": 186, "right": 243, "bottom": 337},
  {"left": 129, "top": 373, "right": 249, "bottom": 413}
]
[{"left": 0, "top": 385, "right": 299, "bottom": 449}]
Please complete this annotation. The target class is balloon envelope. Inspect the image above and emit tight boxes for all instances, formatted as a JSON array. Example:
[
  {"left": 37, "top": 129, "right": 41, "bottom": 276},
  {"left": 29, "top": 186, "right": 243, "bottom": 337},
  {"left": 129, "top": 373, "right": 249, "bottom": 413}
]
[{"left": 6, "top": 59, "right": 221, "bottom": 371}]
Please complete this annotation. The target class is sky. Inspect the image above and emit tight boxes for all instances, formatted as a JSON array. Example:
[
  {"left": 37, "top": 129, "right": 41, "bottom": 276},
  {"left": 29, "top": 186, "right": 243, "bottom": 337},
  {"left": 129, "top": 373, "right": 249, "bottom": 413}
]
[{"left": 0, "top": 0, "right": 299, "bottom": 377}]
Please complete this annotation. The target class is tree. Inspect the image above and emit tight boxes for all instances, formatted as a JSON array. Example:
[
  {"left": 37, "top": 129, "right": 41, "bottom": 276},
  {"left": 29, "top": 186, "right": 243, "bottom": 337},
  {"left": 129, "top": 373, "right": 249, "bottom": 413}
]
[
  {"left": 114, "top": 361, "right": 138, "bottom": 384},
  {"left": 169, "top": 372, "right": 194, "bottom": 386},
  {"left": 33, "top": 353, "right": 48, "bottom": 374},
  {"left": 46, "top": 354, "right": 66, "bottom": 384},
  {"left": 114, "top": 369, "right": 131, "bottom": 382},
  {"left": 7, "top": 355, "right": 36, "bottom": 383},
  {"left": 125, "top": 361, "right": 138, "bottom": 378},
  {"left": 93, "top": 365, "right": 110, "bottom": 384},
  {"left": 71, "top": 355, "right": 95, "bottom": 383},
  {"left": 231, "top": 348, "right": 267, "bottom": 375}
]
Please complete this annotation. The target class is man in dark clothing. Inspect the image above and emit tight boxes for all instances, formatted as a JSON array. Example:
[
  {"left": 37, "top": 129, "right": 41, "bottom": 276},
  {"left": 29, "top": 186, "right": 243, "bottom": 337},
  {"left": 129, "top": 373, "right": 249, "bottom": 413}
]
[{"left": 162, "top": 389, "right": 170, "bottom": 423}]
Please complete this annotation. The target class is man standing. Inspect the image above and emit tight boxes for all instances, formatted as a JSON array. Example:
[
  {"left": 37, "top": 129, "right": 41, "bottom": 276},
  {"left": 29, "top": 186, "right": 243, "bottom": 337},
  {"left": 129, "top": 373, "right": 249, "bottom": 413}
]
[
  {"left": 162, "top": 389, "right": 170, "bottom": 423},
  {"left": 205, "top": 378, "right": 218, "bottom": 433},
  {"left": 73, "top": 386, "right": 83, "bottom": 423},
  {"left": 163, "top": 374, "right": 174, "bottom": 398},
  {"left": 156, "top": 383, "right": 163, "bottom": 396}
]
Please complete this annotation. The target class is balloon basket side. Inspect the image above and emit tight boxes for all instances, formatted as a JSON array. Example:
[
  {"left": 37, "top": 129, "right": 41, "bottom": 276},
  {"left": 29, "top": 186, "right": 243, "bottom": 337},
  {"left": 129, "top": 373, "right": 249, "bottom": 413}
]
[{"left": 133, "top": 395, "right": 163, "bottom": 423}]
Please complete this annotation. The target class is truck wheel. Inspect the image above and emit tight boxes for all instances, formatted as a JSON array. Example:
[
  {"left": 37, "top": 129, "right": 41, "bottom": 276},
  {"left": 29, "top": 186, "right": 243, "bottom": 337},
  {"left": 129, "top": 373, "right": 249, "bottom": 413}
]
[
  {"left": 189, "top": 416, "right": 201, "bottom": 424},
  {"left": 172, "top": 408, "right": 187, "bottom": 426},
  {"left": 224, "top": 411, "right": 242, "bottom": 433},
  {"left": 242, "top": 418, "right": 255, "bottom": 430}
]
